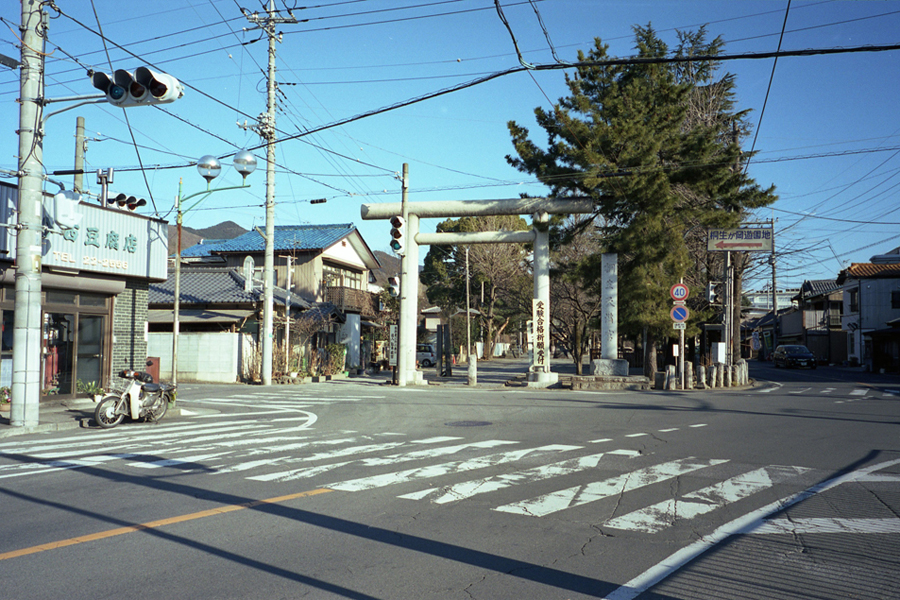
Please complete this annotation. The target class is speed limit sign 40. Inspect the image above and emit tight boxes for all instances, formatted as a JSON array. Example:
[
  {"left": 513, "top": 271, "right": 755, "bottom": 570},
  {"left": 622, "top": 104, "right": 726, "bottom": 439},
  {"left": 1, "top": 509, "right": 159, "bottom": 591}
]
[{"left": 670, "top": 283, "right": 689, "bottom": 301}]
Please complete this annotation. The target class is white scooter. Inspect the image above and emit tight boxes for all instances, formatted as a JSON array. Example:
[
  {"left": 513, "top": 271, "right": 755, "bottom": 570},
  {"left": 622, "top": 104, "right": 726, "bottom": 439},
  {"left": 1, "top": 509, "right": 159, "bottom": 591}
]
[{"left": 94, "top": 368, "right": 174, "bottom": 429}]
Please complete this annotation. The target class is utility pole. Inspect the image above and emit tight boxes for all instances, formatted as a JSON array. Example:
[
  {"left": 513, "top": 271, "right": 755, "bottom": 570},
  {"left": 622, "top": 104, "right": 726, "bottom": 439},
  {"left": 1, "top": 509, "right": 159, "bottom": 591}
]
[
  {"left": 11, "top": 1, "right": 47, "bottom": 427},
  {"left": 284, "top": 254, "right": 293, "bottom": 373},
  {"left": 74, "top": 117, "right": 85, "bottom": 193},
  {"left": 397, "top": 164, "right": 410, "bottom": 386},
  {"left": 173, "top": 178, "right": 183, "bottom": 386},
  {"left": 246, "top": 1, "right": 296, "bottom": 386},
  {"left": 771, "top": 225, "right": 778, "bottom": 352}
]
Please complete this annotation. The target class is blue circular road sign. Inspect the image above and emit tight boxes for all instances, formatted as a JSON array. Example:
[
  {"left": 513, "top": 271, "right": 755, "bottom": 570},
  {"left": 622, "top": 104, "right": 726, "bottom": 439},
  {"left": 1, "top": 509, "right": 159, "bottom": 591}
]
[{"left": 670, "top": 305, "right": 690, "bottom": 323}]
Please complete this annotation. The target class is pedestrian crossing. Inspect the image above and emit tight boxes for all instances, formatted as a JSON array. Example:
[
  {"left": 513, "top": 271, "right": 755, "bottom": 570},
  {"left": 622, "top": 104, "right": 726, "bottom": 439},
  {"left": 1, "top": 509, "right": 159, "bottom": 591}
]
[
  {"left": 0, "top": 418, "right": 835, "bottom": 536},
  {"left": 757, "top": 386, "right": 899, "bottom": 401}
]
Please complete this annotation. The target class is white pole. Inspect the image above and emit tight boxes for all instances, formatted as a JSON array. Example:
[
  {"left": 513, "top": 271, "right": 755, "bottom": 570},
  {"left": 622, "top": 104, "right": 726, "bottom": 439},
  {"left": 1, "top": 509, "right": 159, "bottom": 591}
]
[
  {"left": 465, "top": 247, "right": 471, "bottom": 360},
  {"left": 397, "top": 165, "right": 410, "bottom": 385},
  {"left": 260, "top": 0, "right": 277, "bottom": 386},
  {"left": 11, "top": 2, "right": 46, "bottom": 426}
]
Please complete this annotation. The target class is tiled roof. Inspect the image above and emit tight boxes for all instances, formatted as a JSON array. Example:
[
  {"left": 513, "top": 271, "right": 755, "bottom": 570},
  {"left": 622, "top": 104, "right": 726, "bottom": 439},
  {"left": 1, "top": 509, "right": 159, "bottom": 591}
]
[
  {"left": 148, "top": 267, "right": 311, "bottom": 309},
  {"left": 180, "top": 239, "right": 232, "bottom": 258},
  {"left": 799, "top": 279, "right": 839, "bottom": 299},
  {"left": 183, "top": 223, "right": 355, "bottom": 257},
  {"left": 837, "top": 263, "right": 900, "bottom": 283}
]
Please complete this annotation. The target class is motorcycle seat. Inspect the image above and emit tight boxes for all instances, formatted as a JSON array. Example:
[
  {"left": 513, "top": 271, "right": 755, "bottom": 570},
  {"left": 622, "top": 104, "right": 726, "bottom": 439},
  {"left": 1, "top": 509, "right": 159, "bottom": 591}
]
[{"left": 143, "top": 383, "right": 161, "bottom": 393}]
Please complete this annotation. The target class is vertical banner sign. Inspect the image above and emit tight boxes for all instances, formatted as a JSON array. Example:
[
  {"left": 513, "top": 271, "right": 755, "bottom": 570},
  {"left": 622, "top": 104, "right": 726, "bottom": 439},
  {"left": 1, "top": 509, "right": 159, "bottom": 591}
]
[
  {"left": 532, "top": 299, "right": 549, "bottom": 371},
  {"left": 389, "top": 324, "right": 398, "bottom": 367}
]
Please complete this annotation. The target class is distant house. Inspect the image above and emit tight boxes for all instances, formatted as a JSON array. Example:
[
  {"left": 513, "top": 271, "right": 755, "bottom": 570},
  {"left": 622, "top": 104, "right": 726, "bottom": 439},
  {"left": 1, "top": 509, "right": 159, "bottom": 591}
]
[
  {"left": 837, "top": 249, "right": 900, "bottom": 370},
  {"left": 778, "top": 279, "right": 846, "bottom": 365},
  {"left": 178, "top": 223, "right": 381, "bottom": 369},
  {"left": 147, "top": 266, "right": 315, "bottom": 383}
]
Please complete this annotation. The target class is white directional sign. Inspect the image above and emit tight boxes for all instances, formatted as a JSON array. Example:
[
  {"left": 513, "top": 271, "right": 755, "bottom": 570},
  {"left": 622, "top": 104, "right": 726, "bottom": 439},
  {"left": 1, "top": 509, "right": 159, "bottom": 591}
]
[{"left": 707, "top": 227, "right": 774, "bottom": 252}]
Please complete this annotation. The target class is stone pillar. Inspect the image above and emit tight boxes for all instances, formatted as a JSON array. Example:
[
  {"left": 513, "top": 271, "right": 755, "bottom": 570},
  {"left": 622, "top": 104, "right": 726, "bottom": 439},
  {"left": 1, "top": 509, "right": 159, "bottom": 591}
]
[
  {"left": 590, "top": 253, "right": 628, "bottom": 377},
  {"left": 527, "top": 212, "right": 558, "bottom": 387}
]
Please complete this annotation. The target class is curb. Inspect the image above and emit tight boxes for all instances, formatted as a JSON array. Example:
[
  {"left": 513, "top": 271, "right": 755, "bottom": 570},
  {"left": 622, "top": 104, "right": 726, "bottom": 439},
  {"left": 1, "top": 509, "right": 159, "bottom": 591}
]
[{"left": 0, "top": 407, "right": 183, "bottom": 440}]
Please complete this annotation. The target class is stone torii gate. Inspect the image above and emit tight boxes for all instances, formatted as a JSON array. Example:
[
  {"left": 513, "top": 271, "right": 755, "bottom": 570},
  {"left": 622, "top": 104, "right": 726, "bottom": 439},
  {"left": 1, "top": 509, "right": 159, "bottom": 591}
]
[{"left": 361, "top": 196, "right": 595, "bottom": 386}]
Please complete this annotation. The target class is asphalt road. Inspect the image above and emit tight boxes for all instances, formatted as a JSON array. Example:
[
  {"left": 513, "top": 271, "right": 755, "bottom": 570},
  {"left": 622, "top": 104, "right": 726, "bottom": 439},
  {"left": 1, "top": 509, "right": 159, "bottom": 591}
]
[{"left": 1, "top": 361, "right": 898, "bottom": 599}]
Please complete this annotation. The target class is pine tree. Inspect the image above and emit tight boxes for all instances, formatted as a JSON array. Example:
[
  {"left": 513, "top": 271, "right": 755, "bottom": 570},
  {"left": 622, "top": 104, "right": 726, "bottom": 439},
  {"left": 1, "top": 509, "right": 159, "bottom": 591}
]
[{"left": 507, "top": 25, "right": 776, "bottom": 374}]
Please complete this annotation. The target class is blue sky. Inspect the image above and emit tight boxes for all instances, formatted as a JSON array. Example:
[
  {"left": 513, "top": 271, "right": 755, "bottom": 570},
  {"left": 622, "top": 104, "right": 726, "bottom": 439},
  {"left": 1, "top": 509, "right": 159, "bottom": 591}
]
[{"left": 2, "top": 0, "right": 900, "bottom": 292}]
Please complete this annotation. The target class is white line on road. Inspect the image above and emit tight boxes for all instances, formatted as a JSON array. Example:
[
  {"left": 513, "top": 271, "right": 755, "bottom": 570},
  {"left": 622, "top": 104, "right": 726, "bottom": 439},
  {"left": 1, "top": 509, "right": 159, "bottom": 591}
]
[
  {"left": 604, "top": 465, "right": 810, "bottom": 533},
  {"left": 494, "top": 457, "right": 728, "bottom": 518},
  {"left": 399, "top": 449, "right": 640, "bottom": 504},
  {"left": 327, "top": 445, "right": 582, "bottom": 492},
  {"left": 249, "top": 439, "right": 515, "bottom": 483}
]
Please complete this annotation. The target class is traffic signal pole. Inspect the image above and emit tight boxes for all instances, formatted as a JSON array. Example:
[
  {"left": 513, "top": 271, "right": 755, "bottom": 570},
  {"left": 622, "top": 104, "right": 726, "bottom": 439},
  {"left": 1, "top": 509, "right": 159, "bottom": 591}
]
[{"left": 10, "top": 1, "right": 46, "bottom": 427}]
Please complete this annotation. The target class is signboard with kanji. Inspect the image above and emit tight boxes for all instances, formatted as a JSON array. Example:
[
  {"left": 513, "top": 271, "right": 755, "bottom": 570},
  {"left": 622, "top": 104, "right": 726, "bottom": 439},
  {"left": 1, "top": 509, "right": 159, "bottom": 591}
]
[
  {"left": 707, "top": 227, "right": 773, "bottom": 252},
  {"left": 388, "top": 324, "right": 398, "bottom": 366},
  {"left": 532, "top": 299, "right": 549, "bottom": 370}
]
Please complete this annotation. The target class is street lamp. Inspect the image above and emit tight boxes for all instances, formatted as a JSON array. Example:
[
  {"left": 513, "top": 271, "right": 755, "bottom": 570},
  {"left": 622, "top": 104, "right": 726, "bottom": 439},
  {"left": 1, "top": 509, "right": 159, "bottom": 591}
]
[{"left": 172, "top": 151, "right": 257, "bottom": 388}]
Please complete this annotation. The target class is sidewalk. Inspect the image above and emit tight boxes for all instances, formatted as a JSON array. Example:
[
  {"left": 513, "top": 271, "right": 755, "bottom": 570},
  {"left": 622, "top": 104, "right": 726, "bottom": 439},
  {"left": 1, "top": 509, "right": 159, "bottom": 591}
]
[{"left": 0, "top": 397, "right": 98, "bottom": 439}]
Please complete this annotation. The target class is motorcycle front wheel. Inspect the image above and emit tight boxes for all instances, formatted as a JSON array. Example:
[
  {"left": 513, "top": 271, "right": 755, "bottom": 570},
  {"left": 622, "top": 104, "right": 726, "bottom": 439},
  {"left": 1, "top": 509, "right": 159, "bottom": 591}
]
[
  {"left": 95, "top": 395, "right": 126, "bottom": 429},
  {"left": 144, "top": 393, "right": 168, "bottom": 422}
]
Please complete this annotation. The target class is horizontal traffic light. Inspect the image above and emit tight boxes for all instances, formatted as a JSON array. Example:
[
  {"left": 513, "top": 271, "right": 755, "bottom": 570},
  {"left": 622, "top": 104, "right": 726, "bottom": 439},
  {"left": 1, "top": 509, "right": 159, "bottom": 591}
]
[
  {"left": 110, "top": 193, "right": 147, "bottom": 211},
  {"left": 91, "top": 67, "right": 184, "bottom": 107}
]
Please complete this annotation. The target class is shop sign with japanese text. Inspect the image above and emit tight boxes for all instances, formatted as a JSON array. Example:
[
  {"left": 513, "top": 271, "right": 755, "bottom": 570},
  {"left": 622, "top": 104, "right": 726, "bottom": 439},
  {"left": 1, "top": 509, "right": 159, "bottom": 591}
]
[
  {"left": 40, "top": 200, "right": 168, "bottom": 280},
  {"left": 707, "top": 227, "right": 774, "bottom": 252}
]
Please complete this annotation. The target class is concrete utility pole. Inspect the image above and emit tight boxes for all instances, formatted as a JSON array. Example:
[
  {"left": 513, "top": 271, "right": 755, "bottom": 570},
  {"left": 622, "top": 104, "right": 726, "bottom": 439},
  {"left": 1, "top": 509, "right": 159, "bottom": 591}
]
[
  {"left": 11, "top": 1, "right": 47, "bottom": 427},
  {"left": 74, "top": 117, "right": 85, "bottom": 193},
  {"left": 246, "top": 1, "right": 296, "bottom": 386}
]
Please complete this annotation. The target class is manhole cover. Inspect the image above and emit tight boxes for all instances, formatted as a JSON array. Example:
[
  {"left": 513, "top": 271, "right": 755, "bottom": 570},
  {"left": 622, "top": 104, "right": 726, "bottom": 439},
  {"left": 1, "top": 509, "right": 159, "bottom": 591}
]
[{"left": 445, "top": 420, "right": 492, "bottom": 427}]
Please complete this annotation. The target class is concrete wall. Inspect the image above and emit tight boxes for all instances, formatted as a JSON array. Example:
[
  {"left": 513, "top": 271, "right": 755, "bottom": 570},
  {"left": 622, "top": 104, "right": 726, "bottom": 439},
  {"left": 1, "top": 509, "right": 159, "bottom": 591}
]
[{"left": 148, "top": 332, "right": 244, "bottom": 383}]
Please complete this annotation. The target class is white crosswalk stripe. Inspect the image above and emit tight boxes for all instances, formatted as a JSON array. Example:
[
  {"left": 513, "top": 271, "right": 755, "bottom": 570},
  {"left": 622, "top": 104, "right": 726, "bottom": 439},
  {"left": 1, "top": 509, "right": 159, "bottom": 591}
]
[
  {"left": 603, "top": 465, "right": 810, "bottom": 533},
  {"left": 493, "top": 457, "right": 728, "bottom": 517},
  {"left": 398, "top": 449, "right": 641, "bottom": 504},
  {"left": 0, "top": 418, "right": 823, "bottom": 533},
  {"left": 327, "top": 444, "right": 582, "bottom": 492}
]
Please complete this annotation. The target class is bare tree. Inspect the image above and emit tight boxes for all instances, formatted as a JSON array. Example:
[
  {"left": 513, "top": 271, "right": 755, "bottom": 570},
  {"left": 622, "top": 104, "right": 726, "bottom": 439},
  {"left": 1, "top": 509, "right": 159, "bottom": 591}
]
[{"left": 551, "top": 218, "right": 603, "bottom": 375}]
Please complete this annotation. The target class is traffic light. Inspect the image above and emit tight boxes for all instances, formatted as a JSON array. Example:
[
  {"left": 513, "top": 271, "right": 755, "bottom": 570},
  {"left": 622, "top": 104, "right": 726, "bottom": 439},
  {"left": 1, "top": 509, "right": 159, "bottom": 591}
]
[
  {"left": 110, "top": 193, "right": 147, "bottom": 211},
  {"left": 707, "top": 282, "right": 719, "bottom": 304},
  {"left": 388, "top": 276, "right": 400, "bottom": 297},
  {"left": 91, "top": 67, "right": 184, "bottom": 107},
  {"left": 389, "top": 215, "right": 406, "bottom": 255}
]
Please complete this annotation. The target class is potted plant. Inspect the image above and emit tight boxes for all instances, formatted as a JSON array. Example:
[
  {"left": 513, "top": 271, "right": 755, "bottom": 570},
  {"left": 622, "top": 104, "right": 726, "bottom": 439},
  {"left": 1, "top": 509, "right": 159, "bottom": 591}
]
[{"left": 0, "top": 386, "right": 10, "bottom": 412}]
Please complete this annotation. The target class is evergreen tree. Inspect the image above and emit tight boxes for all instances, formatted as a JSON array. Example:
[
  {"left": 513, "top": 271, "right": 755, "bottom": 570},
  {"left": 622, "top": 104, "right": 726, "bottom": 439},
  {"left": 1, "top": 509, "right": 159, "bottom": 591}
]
[{"left": 507, "top": 25, "right": 776, "bottom": 373}]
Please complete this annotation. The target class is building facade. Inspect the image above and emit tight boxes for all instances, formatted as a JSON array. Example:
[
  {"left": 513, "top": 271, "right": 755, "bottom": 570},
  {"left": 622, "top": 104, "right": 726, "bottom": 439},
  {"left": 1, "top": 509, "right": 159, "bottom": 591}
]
[{"left": 1, "top": 182, "right": 167, "bottom": 399}]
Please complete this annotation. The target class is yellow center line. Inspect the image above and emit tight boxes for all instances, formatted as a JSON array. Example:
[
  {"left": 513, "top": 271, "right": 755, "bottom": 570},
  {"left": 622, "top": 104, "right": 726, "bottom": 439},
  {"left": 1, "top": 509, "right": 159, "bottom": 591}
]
[{"left": 0, "top": 487, "right": 334, "bottom": 561}]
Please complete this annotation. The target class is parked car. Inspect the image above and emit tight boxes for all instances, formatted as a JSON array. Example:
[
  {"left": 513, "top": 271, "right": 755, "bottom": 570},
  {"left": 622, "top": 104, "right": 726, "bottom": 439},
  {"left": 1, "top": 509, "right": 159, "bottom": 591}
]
[
  {"left": 416, "top": 344, "right": 436, "bottom": 368},
  {"left": 773, "top": 344, "right": 817, "bottom": 369}
]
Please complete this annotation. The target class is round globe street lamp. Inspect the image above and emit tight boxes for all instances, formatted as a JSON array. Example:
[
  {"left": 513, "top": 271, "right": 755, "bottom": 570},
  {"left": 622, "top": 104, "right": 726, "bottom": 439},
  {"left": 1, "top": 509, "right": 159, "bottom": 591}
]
[
  {"left": 196, "top": 155, "right": 222, "bottom": 185},
  {"left": 233, "top": 149, "right": 258, "bottom": 182},
  {"left": 172, "top": 153, "right": 257, "bottom": 389}
]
